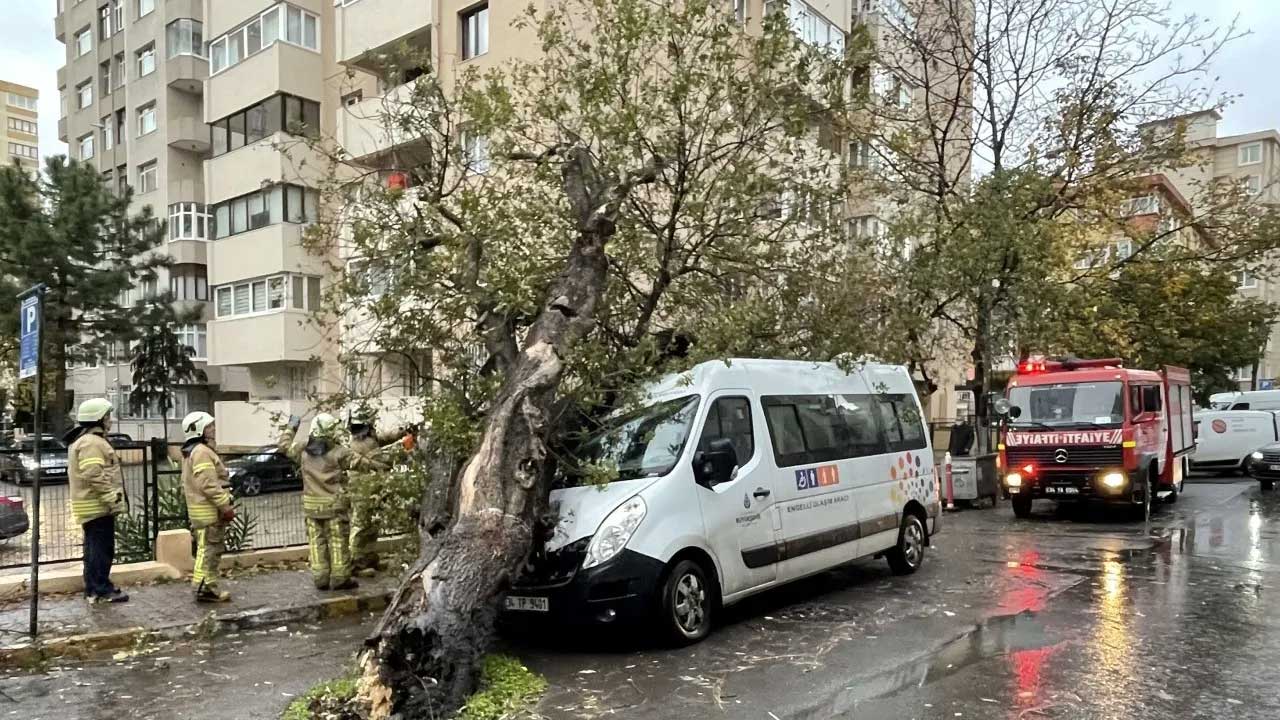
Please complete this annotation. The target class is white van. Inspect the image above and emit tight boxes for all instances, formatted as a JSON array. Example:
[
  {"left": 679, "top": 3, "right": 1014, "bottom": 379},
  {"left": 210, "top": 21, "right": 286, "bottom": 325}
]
[
  {"left": 502, "top": 359, "right": 941, "bottom": 643},
  {"left": 1192, "top": 410, "right": 1280, "bottom": 472},
  {"left": 1209, "top": 390, "right": 1280, "bottom": 411}
]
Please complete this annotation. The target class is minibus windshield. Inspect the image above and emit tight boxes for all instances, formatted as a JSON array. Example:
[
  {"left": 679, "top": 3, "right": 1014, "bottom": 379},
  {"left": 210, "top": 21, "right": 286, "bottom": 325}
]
[{"left": 569, "top": 395, "right": 701, "bottom": 484}]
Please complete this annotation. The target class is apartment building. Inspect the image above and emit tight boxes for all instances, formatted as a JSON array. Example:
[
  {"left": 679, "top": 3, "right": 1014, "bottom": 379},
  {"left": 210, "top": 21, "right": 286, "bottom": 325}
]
[
  {"left": 54, "top": 0, "right": 245, "bottom": 439},
  {"left": 1141, "top": 110, "right": 1280, "bottom": 390},
  {"left": 1, "top": 81, "right": 41, "bottom": 177}
]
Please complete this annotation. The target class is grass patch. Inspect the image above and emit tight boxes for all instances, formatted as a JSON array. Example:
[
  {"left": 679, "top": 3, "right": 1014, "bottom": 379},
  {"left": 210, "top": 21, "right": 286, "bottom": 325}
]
[
  {"left": 459, "top": 655, "right": 548, "bottom": 720},
  {"left": 282, "top": 675, "right": 359, "bottom": 720}
]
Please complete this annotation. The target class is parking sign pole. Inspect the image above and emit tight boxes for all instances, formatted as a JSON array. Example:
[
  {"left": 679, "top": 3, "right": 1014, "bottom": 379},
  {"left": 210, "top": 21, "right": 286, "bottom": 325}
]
[{"left": 19, "top": 284, "right": 47, "bottom": 638}]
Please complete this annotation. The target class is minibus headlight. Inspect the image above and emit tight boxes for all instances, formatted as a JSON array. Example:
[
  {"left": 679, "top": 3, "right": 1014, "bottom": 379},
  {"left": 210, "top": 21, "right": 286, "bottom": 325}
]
[
  {"left": 582, "top": 496, "right": 647, "bottom": 570},
  {"left": 1251, "top": 451, "right": 1264, "bottom": 461}
]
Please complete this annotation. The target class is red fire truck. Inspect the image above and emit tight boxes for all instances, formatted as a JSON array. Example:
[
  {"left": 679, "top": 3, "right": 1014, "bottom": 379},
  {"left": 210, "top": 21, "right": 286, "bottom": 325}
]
[{"left": 996, "top": 357, "right": 1196, "bottom": 520}]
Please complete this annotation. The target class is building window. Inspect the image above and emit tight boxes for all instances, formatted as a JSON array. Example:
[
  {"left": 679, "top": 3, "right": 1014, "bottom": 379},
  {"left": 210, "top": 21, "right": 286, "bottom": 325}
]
[
  {"left": 169, "top": 202, "right": 211, "bottom": 241},
  {"left": 6, "top": 93, "right": 38, "bottom": 111},
  {"left": 209, "top": 94, "right": 319, "bottom": 157},
  {"left": 1239, "top": 143, "right": 1263, "bottom": 166},
  {"left": 137, "top": 160, "right": 157, "bottom": 193},
  {"left": 1244, "top": 175, "right": 1263, "bottom": 196},
  {"left": 1235, "top": 270, "right": 1258, "bottom": 289},
  {"left": 462, "top": 130, "right": 490, "bottom": 173},
  {"left": 99, "top": 4, "right": 113, "bottom": 40},
  {"left": 76, "top": 27, "right": 92, "bottom": 57},
  {"left": 208, "top": 3, "right": 321, "bottom": 76},
  {"left": 113, "top": 0, "right": 123, "bottom": 32},
  {"left": 100, "top": 61, "right": 112, "bottom": 97},
  {"left": 7, "top": 118, "right": 38, "bottom": 135},
  {"left": 1121, "top": 194, "right": 1158, "bottom": 216},
  {"left": 102, "top": 115, "right": 114, "bottom": 150},
  {"left": 848, "top": 215, "right": 882, "bottom": 240},
  {"left": 210, "top": 184, "right": 318, "bottom": 239},
  {"left": 461, "top": 4, "right": 489, "bottom": 60},
  {"left": 116, "top": 163, "right": 128, "bottom": 194},
  {"left": 114, "top": 109, "right": 127, "bottom": 150},
  {"left": 137, "top": 103, "right": 156, "bottom": 136},
  {"left": 177, "top": 323, "right": 208, "bottom": 359},
  {"left": 166, "top": 19, "right": 205, "bottom": 58},
  {"left": 137, "top": 0, "right": 154, "bottom": 18},
  {"left": 782, "top": 0, "right": 844, "bottom": 51},
  {"left": 848, "top": 140, "right": 873, "bottom": 168},
  {"left": 78, "top": 134, "right": 95, "bottom": 160},
  {"left": 8, "top": 143, "right": 38, "bottom": 160},
  {"left": 114, "top": 53, "right": 127, "bottom": 88},
  {"left": 137, "top": 43, "right": 156, "bottom": 77},
  {"left": 214, "top": 273, "right": 319, "bottom": 318},
  {"left": 77, "top": 81, "right": 93, "bottom": 110},
  {"left": 171, "top": 267, "right": 209, "bottom": 300}
]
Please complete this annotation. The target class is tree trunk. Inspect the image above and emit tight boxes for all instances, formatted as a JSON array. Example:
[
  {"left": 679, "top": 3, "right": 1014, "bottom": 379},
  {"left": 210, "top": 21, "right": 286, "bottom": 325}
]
[{"left": 358, "top": 149, "right": 658, "bottom": 719}]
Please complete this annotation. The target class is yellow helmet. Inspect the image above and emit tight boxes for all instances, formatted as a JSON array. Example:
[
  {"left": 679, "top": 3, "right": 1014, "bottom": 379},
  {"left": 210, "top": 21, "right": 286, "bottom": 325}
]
[
  {"left": 310, "top": 413, "right": 341, "bottom": 438},
  {"left": 182, "top": 411, "right": 216, "bottom": 440},
  {"left": 76, "top": 397, "right": 114, "bottom": 423}
]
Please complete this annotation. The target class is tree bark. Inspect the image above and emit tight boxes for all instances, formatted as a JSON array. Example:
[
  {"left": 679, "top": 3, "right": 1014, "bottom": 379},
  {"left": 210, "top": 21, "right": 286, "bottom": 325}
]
[{"left": 358, "top": 148, "right": 660, "bottom": 719}]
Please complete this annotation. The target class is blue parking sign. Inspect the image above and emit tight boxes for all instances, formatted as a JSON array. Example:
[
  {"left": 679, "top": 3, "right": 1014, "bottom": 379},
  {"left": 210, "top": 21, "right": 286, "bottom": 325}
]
[{"left": 18, "top": 295, "right": 40, "bottom": 380}]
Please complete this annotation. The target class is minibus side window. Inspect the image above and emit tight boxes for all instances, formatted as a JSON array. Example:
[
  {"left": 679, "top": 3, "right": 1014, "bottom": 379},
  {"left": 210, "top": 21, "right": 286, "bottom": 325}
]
[
  {"left": 763, "top": 394, "right": 883, "bottom": 467},
  {"left": 874, "top": 394, "right": 927, "bottom": 453},
  {"left": 697, "top": 397, "right": 755, "bottom": 466}
]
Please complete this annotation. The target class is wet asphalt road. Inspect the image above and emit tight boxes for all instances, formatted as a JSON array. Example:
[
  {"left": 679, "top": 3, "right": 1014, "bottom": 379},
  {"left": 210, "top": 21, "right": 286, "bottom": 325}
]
[{"left": 3, "top": 476, "right": 1278, "bottom": 719}]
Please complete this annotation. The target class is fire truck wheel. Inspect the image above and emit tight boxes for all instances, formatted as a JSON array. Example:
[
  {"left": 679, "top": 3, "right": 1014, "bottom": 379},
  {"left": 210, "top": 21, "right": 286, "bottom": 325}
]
[
  {"left": 1134, "top": 472, "right": 1153, "bottom": 522},
  {"left": 1011, "top": 496, "right": 1033, "bottom": 519}
]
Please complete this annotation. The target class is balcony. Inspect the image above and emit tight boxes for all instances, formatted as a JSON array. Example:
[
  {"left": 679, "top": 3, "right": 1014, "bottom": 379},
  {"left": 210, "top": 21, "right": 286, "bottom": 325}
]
[
  {"left": 208, "top": 223, "right": 326, "bottom": 286},
  {"left": 166, "top": 54, "right": 208, "bottom": 95},
  {"left": 56, "top": 66, "right": 65, "bottom": 89},
  {"left": 214, "top": 399, "right": 312, "bottom": 447},
  {"left": 167, "top": 238, "right": 209, "bottom": 265},
  {"left": 58, "top": 117, "right": 67, "bottom": 143},
  {"left": 336, "top": 0, "right": 433, "bottom": 69},
  {"left": 205, "top": 42, "right": 322, "bottom": 123},
  {"left": 336, "top": 82, "right": 424, "bottom": 163},
  {"left": 205, "top": 133, "right": 329, "bottom": 202},
  {"left": 54, "top": 13, "right": 64, "bottom": 42},
  {"left": 167, "top": 113, "right": 211, "bottom": 154},
  {"left": 208, "top": 311, "right": 323, "bottom": 366}
]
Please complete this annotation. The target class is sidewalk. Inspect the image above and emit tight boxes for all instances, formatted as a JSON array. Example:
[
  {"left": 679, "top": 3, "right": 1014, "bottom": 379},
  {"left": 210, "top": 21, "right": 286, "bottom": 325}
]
[{"left": 0, "top": 568, "right": 397, "bottom": 666}]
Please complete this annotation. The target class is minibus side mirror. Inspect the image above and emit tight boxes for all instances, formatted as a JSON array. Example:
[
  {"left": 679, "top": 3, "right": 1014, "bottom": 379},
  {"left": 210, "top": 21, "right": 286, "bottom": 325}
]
[{"left": 694, "top": 438, "right": 738, "bottom": 488}]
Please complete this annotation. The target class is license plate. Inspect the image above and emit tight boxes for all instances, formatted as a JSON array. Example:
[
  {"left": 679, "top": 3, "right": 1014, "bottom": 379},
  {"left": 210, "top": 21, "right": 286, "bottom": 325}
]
[
  {"left": 1269, "top": 465, "right": 1280, "bottom": 472},
  {"left": 1047, "top": 486, "right": 1079, "bottom": 495},
  {"left": 504, "top": 595, "right": 549, "bottom": 612}
]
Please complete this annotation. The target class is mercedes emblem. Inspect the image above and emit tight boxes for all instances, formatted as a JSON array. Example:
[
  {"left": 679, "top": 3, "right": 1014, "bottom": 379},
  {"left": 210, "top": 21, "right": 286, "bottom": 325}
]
[{"left": 1054, "top": 448, "right": 1069, "bottom": 464}]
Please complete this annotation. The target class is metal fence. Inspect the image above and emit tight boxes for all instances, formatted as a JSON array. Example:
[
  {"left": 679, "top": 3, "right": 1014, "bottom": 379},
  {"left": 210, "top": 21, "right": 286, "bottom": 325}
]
[{"left": 0, "top": 439, "right": 315, "bottom": 570}]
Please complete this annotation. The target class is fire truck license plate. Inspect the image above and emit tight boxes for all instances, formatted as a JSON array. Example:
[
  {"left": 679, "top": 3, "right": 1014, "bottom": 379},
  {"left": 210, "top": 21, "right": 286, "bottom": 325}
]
[
  {"left": 1047, "top": 486, "right": 1079, "bottom": 495},
  {"left": 505, "top": 596, "right": 549, "bottom": 612}
]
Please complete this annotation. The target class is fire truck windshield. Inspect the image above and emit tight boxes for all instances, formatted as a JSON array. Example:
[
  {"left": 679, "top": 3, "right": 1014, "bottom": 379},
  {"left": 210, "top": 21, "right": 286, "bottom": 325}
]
[{"left": 1007, "top": 381, "right": 1124, "bottom": 428}]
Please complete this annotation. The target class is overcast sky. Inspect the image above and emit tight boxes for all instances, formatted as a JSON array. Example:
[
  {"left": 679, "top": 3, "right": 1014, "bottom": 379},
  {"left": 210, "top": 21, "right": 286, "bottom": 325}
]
[{"left": 3, "top": 0, "right": 1277, "bottom": 163}]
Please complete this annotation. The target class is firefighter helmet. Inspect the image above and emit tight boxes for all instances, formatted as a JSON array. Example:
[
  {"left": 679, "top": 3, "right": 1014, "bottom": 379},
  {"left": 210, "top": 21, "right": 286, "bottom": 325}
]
[
  {"left": 310, "top": 413, "right": 341, "bottom": 438},
  {"left": 182, "top": 411, "right": 216, "bottom": 440},
  {"left": 76, "top": 398, "right": 114, "bottom": 423}
]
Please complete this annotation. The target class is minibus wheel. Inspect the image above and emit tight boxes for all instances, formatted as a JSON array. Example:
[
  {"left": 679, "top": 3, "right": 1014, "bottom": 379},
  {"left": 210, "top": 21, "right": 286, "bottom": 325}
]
[
  {"left": 886, "top": 514, "right": 926, "bottom": 575},
  {"left": 659, "top": 559, "right": 714, "bottom": 644}
]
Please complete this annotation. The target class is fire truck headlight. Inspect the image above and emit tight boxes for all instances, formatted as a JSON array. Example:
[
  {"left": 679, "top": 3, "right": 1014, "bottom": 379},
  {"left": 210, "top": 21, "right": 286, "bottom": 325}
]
[
  {"left": 1101, "top": 472, "right": 1127, "bottom": 489},
  {"left": 1005, "top": 473, "right": 1023, "bottom": 488}
]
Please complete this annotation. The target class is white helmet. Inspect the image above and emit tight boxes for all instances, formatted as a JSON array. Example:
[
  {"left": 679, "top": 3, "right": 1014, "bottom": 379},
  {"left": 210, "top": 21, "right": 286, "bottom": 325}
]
[
  {"left": 182, "top": 411, "right": 216, "bottom": 440},
  {"left": 76, "top": 397, "right": 114, "bottom": 423},
  {"left": 310, "top": 413, "right": 341, "bottom": 438}
]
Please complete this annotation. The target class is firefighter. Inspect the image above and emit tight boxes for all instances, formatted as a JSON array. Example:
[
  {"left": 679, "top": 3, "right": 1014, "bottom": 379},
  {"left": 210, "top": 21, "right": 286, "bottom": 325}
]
[
  {"left": 66, "top": 398, "right": 129, "bottom": 604},
  {"left": 279, "top": 413, "right": 358, "bottom": 590},
  {"left": 181, "top": 411, "right": 235, "bottom": 603},
  {"left": 347, "top": 408, "right": 401, "bottom": 575}
]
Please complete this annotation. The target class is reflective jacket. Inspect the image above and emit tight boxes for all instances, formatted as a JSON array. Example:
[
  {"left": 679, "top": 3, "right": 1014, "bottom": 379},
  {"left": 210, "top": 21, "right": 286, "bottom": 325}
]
[
  {"left": 182, "top": 442, "right": 232, "bottom": 529},
  {"left": 279, "top": 427, "right": 352, "bottom": 520},
  {"left": 68, "top": 428, "right": 124, "bottom": 524}
]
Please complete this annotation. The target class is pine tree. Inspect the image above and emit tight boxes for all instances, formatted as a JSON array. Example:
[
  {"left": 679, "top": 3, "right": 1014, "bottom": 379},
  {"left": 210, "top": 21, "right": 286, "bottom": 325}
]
[
  {"left": 129, "top": 296, "right": 208, "bottom": 441},
  {"left": 0, "top": 157, "right": 169, "bottom": 429}
]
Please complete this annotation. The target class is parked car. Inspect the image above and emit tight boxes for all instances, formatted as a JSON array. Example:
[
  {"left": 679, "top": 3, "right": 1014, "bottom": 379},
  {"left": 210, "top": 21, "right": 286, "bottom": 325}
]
[
  {"left": 0, "top": 496, "right": 29, "bottom": 540},
  {"left": 225, "top": 446, "right": 300, "bottom": 496},
  {"left": 1192, "top": 410, "right": 1280, "bottom": 474},
  {"left": 0, "top": 436, "right": 70, "bottom": 486},
  {"left": 106, "top": 432, "right": 135, "bottom": 447}
]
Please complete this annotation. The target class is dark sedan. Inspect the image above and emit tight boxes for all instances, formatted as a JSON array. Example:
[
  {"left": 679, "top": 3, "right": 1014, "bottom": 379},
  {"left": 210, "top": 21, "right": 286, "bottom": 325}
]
[
  {"left": 225, "top": 446, "right": 300, "bottom": 496},
  {"left": 0, "top": 436, "right": 70, "bottom": 486},
  {"left": 1248, "top": 444, "right": 1280, "bottom": 490}
]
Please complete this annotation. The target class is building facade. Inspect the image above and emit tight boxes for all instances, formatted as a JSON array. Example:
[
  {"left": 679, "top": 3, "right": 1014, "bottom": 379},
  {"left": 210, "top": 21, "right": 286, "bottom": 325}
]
[
  {"left": 54, "top": 0, "right": 246, "bottom": 440},
  {"left": 1, "top": 81, "right": 40, "bottom": 177},
  {"left": 1142, "top": 110, "right": 1280, "bottom": 391}
]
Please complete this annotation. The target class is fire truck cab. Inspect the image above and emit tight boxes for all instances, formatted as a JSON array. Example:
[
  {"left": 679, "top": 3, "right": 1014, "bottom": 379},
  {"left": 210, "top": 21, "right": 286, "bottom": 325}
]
[{"left": 997, "top": 357, "right": 1196, "bottom": 520}]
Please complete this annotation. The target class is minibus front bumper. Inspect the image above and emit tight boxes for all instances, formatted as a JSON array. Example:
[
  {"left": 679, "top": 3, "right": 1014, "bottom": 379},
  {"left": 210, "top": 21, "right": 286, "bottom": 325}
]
[{"left": 501, "top": 548, "right": 666, "bottom": 627}]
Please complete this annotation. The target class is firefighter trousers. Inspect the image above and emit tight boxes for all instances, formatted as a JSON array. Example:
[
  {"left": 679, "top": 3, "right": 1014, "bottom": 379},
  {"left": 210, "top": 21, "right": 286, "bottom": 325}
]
[
  {"left": 192, "top": 524, "right": 226, "bottom": 595},
  {"left": 306, "top": 515, "right": 351, "bottom": 589},
  {"left": 350, "top": 499, "right": 379, "bottom": 570}
]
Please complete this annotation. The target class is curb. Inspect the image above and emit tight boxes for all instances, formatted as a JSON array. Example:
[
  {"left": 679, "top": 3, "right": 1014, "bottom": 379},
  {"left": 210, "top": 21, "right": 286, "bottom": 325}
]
[{"left": 0, "top": 590, "right": 390, "bottom": 670}]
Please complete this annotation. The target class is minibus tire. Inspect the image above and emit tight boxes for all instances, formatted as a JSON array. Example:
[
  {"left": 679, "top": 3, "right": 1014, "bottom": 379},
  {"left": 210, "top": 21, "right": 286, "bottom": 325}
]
[
  {"left": 1011, "top": 496, "right": 1033, "bottom": 519},
  {"left": 886, "top": 514, "right": 926, "bottom": 575},
  {"left": 658, "top": 559, "right": 714, "bottom": 645},
  {"left": 1262, "top": 479, "right": 1275, "bottom": 492}
]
